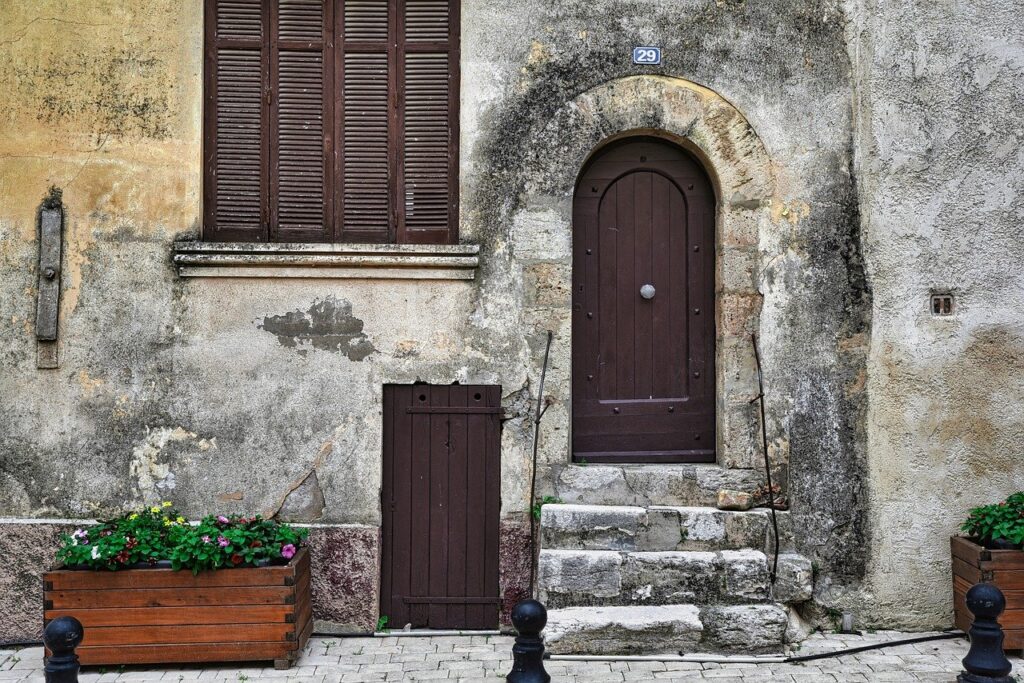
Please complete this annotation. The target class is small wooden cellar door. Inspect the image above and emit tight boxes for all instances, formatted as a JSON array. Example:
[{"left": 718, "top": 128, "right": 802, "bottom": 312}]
[{"left": 381, "top": 384, "right": 501, "bottom": 629}]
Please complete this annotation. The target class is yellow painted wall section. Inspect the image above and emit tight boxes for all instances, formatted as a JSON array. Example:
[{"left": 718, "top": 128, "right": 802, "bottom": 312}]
[{"left": 0, "top": 1, "right": 202, "bottom": 251}]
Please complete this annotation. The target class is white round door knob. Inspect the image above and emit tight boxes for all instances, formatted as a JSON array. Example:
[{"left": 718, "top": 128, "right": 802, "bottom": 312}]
[{"left": 640, "top": 284, "right": 656, "bottom": 300}]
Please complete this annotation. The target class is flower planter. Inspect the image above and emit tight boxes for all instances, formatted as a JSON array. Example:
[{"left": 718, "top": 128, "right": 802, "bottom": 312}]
[
  {"left": 43, "top": 547, "right": 311, "bottom": 669},
  {"left": 951, "top": 536, "right": 1024, "bottom": 649}
]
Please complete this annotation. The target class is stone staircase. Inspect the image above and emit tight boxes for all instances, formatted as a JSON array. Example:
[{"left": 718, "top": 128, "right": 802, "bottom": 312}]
[{"left": 538, "top": 466, "right": 814, "bottom": 655}]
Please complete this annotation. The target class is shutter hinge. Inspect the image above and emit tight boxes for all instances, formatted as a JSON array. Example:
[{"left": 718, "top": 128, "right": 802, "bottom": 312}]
[{"left": 265, "top": 89, "right": 273, "bottom": 106}]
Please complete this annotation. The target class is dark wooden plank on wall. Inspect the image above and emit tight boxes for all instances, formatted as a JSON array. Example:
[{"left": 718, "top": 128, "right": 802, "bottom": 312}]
[{"left": 382, "top": 384, "right": 501, "bottom": 630}]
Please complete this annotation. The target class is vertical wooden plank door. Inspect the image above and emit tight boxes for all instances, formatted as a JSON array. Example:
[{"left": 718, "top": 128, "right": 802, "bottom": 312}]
[
  {"left": 572, "top": 136, "right": 717, "bottom": 463},
  {"left": 381, "top": 384, "right": 501, "bottom": 630}
]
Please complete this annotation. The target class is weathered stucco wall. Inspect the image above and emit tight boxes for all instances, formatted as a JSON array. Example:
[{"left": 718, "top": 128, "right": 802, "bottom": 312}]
[
  {"left": 2, "top": 0, "right": 1015, "bottom": 641},
  {"left": 852, "top": 0, "right": 1024, "bottom": 627}
]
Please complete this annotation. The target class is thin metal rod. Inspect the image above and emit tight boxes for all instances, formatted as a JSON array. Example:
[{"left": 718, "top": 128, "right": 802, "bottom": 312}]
[
  {"left": 750, "top": 333, "right": 780, "bottom": 583},
  {"left": 529, "top": 330, "right": 554, "bottom": 593}
]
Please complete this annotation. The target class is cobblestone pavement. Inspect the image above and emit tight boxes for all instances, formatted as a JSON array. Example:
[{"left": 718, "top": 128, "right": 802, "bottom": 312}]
[{"left": 1, "top": 631, "right": 1018, "bottom": 682}]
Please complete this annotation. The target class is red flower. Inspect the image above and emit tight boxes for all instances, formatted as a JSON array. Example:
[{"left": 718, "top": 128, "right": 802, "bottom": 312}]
[
  {"left": 231, "top": 553, "right": 243, "bottom": 565},
  {"left": 250, "top": 540, "right": 262, "bottom": 548}
]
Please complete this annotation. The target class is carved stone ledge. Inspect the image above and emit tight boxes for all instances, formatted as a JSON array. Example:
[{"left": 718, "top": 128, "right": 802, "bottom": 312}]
[{"left": 173, "top": 241, "right": 480, "bottom": 280}]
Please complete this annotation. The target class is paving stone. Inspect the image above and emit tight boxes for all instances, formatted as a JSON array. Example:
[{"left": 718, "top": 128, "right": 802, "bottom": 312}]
[{"left": 0, "top": 631, "right": 1002, "bottom": 682}]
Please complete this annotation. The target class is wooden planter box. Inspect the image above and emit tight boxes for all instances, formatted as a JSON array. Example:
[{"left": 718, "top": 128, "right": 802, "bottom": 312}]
[
  {"left": 952, "top": 536, "right": 1024, "bottom": 649},
  {"left": 43, "top": 547, "right": 311, "bottom": 669}
]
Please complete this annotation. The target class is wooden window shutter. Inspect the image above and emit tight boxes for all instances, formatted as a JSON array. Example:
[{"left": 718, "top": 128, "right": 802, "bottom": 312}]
[
  {"left": 206, "top": 0, "right": 458, "bottom": 244},
  {"left": 271, "top": 0, "right": 333, "bottom": 242},
  {"left": 397, "top": 0, "right": 459, "bottom": 244},
  {"left": 337, "top": 0, "right": 394, "bottom": 242},
  {"left": 205, "top": 0, "right": 269, "bottom": 241}
]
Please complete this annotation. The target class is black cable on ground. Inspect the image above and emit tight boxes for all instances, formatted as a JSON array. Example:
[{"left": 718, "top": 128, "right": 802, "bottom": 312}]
[
  {"left": 0, "top": 640, "right": 44, "bottom": 648},
  {"left": 783, "top": 631, "right": 965, "bottom": 663}
]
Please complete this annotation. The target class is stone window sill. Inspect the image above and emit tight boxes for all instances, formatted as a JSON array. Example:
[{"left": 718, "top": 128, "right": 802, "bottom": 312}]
[{"left": 173, "top": 242, "right": 480, "bottom": 280}]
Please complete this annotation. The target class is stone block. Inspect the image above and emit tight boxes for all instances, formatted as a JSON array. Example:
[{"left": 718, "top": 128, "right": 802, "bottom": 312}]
[
  {"left": 719, "top": 401, "right": 761, "bottom": 470},
  {"left": 720, "top": 292, "right": 760, "bottom": 337},
  {"left": 524, "top": 262, "right": 571, "bottom": 308},
  {"left": 540, "top": 504, "right": 646, "bottom": 551},
  {"left": 694, "top": 467, "right": 764, "bottom": 504},
  {"left": 699, "top": 604, "right": 788, "bottom": 653},
  {"left": 511, "top": 208, "right": 571, "bottom": 261},
  {"left": 772, "top": 552, "right": 814, "bottom": 604},
  {"left": 537, "top": 549, "right": 623, "bottom": 605},
  {"left": 720, "top": 246, "right": 758, "bottom": 292},
  {"left": 676, "top": 506, "right": 728, "bottom": 545},
  {"left": 717, "top": 489, "right": 754, "bottom": 511},
  {"left": 784, "top": 605, "right": 814, "bottom": 644},
  {"left": 639, "top": 506, "right": 688, "bottom": 551},
  {"left": 544, "top": 605, "right": 703, "bottom": 655},
  {"left": 720, "top": 549, "right": 771, "bottom": 600},
  {"left": 556, "top": 466, "right": 638, "bottom": 505},
  {"left": 622, "top": 551, "right": 720, "bottom": 604},
  {"left": 722, "top": 509, "right": 772, "bottom": 550}
]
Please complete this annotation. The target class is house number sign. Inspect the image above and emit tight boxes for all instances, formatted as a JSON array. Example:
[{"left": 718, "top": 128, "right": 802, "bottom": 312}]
[{"left": 632, "top": 47, "right": 662, "bottom": 65}]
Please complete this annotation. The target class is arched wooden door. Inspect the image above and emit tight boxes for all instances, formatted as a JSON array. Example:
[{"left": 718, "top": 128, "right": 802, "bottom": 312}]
[{"left": 572, "top": 137, "right": 716, "bottom": 463}]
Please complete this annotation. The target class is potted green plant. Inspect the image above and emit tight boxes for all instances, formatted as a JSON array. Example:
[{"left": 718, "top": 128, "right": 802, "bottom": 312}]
[
  {"left": 952, "top": 492, "right": 1024, "bottom": 649},
  {"left": 44, "top": 503, "right": 312, "bottom": 669}
]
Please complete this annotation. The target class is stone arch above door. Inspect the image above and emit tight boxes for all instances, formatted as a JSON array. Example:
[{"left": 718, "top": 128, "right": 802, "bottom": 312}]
[{"left": 516, "top": 75, "right": 776, "bottom": 470}]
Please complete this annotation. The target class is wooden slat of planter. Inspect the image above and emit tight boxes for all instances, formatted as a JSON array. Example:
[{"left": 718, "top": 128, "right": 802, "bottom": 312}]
[
  {"left": 76, "top": 642, "right": 295, "bottom": 666},
  {"left": 46, "top": 585, "right": 293, "bottom": 609},
  {"left": 81, "top": 623, "right": 294, "bottom": 647},
  {"left": 952, "top": 556, "right": 984, "bottom": 584},
  {"left": 46, "top": 565, "right": 294, "bottom": 591},
  {"left": 1001, "top": 629, "right": 1024, "bottom": 649},
  {"left": 986, "top": 550, "right": 1024, "bottom": 570},
  {"left": 952, "top": 536, "right": 986, "bottom": 565},
  {"left": 989, "top": 571, "right": 1024, "bottom": 590},
  {"left": 45, "top": 605, "right": 294, "bottom": 627}
]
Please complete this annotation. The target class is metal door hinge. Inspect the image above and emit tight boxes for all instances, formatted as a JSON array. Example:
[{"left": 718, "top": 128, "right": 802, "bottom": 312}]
[{"left": 36, "top": 188, "right": 64, "bottom": 369}]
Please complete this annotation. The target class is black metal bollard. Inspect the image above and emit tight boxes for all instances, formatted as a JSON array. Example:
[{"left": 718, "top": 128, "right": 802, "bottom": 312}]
[
  {"left": 506, "top": 599, "right": 550, "bottom": 683},
  {"left": 959, "top": 583, "right": 1013, "bottom": 683},
  {"left": 43, "top": 616, "right": 84, "bottom": 683}
]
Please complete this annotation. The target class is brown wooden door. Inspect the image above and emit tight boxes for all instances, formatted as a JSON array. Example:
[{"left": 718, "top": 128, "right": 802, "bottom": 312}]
[
  {"left": 572, "top": 137, "right": 716, "bottom": 463},
  {"left": 381, "top": 384, "right": 501, "bottom": 630}
]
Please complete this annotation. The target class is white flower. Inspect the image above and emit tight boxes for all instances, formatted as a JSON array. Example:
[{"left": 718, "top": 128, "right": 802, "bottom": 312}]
[{"left": 91, "top": 546, "right": 100, "bottom": 560}]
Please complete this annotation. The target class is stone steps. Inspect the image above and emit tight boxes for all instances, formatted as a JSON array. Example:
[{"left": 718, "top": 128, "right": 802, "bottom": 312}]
[
  {"left": 540, "top": 503, "right": 792, "bottom": 553},
  {"left": 543, "top": 603, "right": 799, "bottom": 655},
  {"left": 537, "top": 548, "right": 812, "bottom": 609},
  {"left": 538, "top": 470, "right": 814, "bottom": 656}
]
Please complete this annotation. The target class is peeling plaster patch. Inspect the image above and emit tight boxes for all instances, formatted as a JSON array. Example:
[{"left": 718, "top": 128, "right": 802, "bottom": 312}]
[
  {"left": 260, "top": 297, "right": 376, "bottom": 360},
  {"left": 771, "top": 198, "right": 811, "bottom": 225},
  {"left": 129, "top": 426, "right": 197, "bottom": 503},
  {"left": 77, "top": 370, "right": 104, "bottom": 398},
  {"left": 278, "top": 471, "right": 326, "bottom": 522}
]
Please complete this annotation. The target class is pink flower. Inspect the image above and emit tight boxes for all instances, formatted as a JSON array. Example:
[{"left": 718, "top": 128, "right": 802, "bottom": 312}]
[
  {"left": 217, "top": 536, "right": 229, "bottom": 547},
  {"left": 217, "top": 515, "right": 230, "bottom": 524},
  {"left": 201, "top": 535, "right": 211, "bottom": 544},
  {"left": 281, "top": 544, "right": 296, "bottom": 560}
]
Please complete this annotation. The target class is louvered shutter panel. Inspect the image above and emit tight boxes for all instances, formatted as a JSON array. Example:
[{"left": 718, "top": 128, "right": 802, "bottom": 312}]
[
  {"left": 271, "top": 0, "right": 333, "bottom": 242},
  {"left": 205, "top": 0, "right": 268, "bottom": 241},
  {"left": 338, "top": 0, "right": 394, "bottom": 242},
  {"left": 398, "top": 0, "right": 458, "bottom": 244}
]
